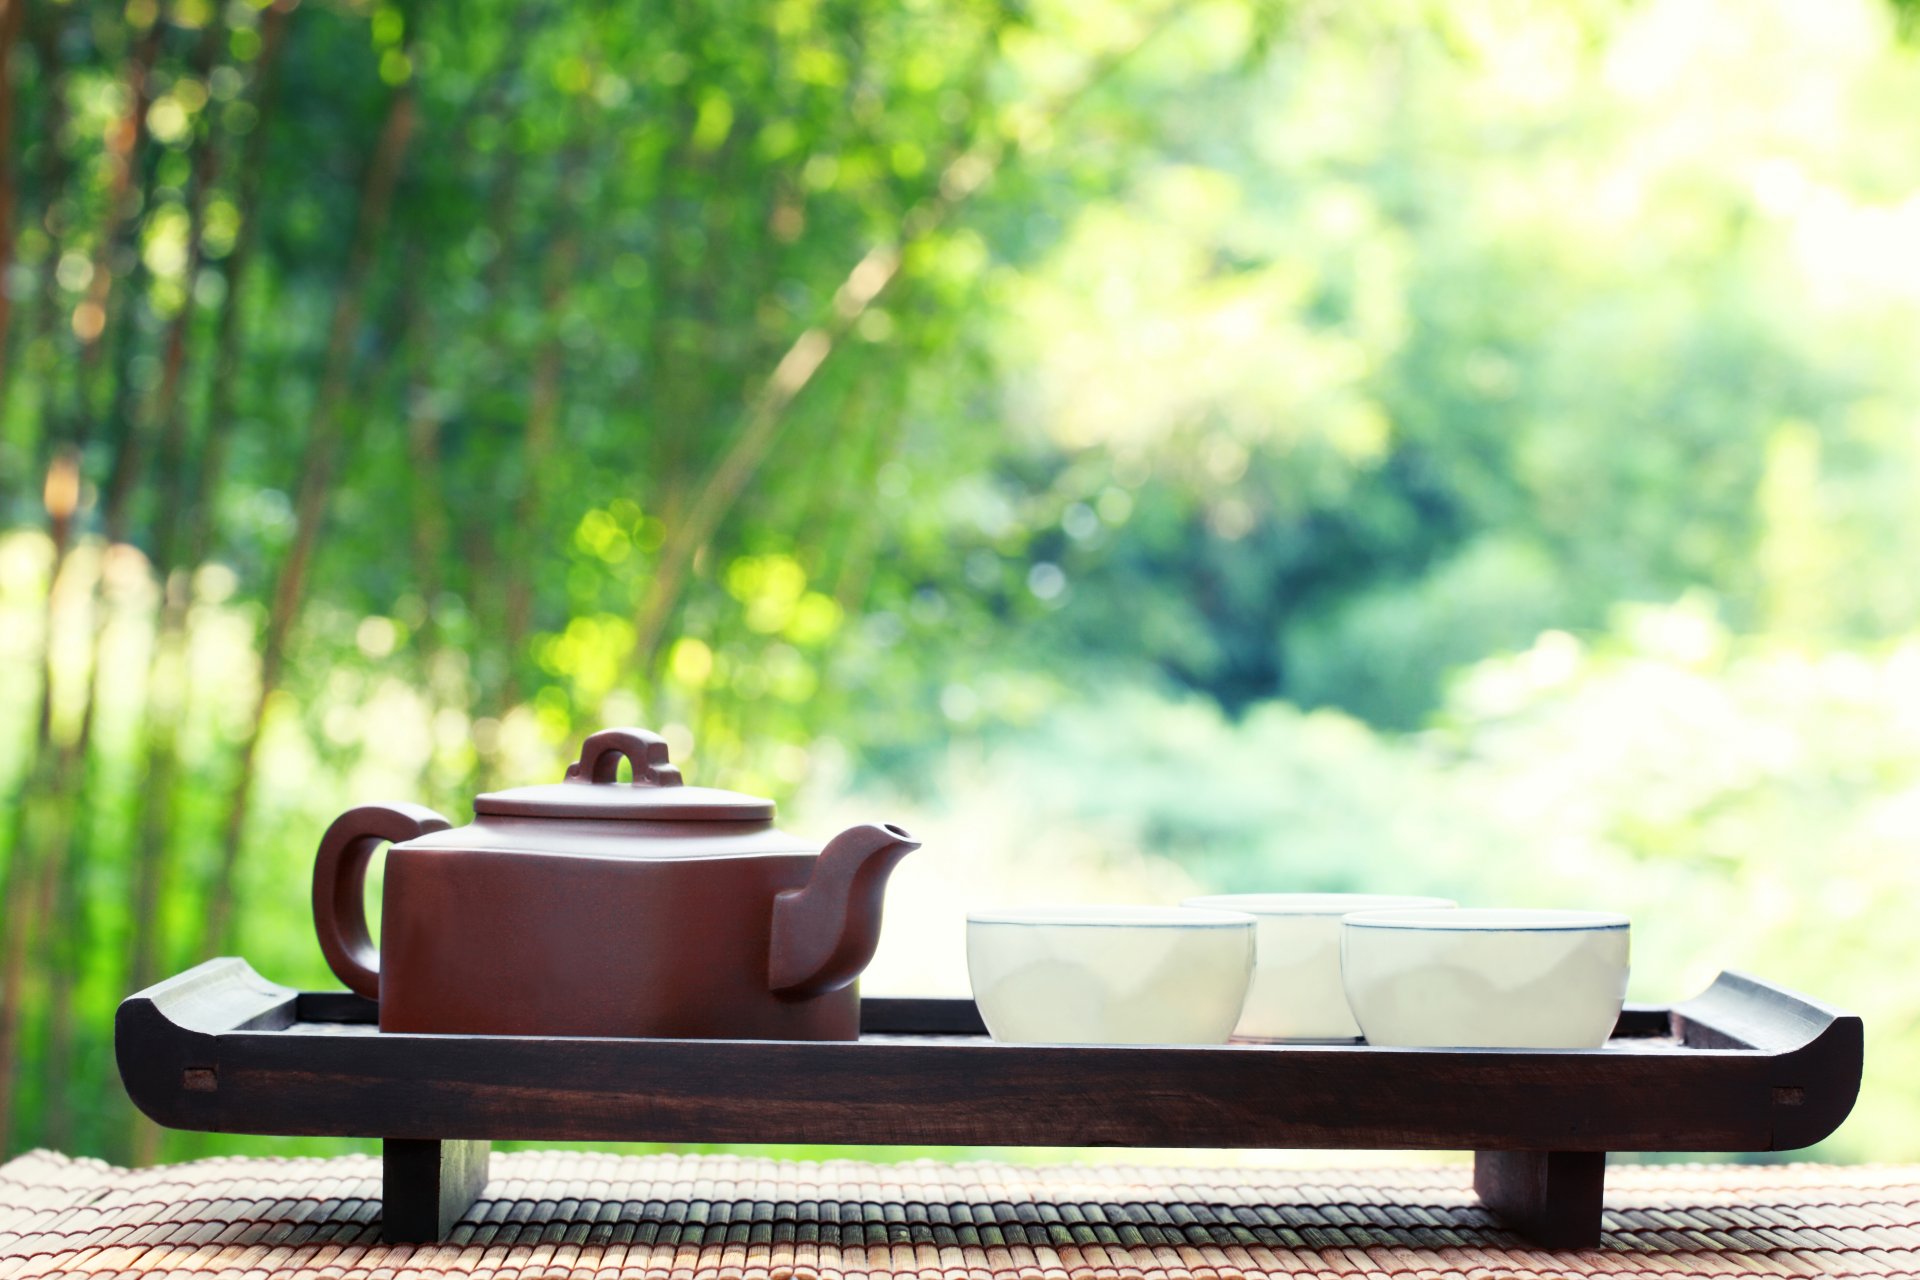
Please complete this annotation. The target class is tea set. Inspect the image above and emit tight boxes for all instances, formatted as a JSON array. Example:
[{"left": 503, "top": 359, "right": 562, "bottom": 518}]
[{"left": 311, "top": 725, "right": 1629, "bottom": 1051}]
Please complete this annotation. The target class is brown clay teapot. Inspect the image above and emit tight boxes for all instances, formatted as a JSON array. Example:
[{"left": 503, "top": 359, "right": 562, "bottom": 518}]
[{"left": 312, "top": 727, "right": 920, "bottom": 1040}]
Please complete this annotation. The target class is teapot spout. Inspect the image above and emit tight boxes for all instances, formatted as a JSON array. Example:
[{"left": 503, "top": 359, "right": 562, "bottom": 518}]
[{"left": 768, "top": 823, "right": 920, "bottom": 999}]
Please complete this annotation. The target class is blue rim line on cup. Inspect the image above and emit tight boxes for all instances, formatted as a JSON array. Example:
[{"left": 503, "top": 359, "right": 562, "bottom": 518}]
[
  {"left": 1184, "top": 893, "right": 1456, "bottom": 917},
  {"left": 1343, "top": 907, "right": 1629, "bottom": 932},
  {"left": 967, "top": 906, "right": 1256, "bottom": 928}
]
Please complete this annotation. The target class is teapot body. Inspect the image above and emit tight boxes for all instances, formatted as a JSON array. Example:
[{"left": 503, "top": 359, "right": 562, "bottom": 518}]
[
  {"left": 310, "top": 728, "right": 919, "bottom": 1042},
  {"left": 380, "top": 819, "right": 858, "bottom": 1039}
]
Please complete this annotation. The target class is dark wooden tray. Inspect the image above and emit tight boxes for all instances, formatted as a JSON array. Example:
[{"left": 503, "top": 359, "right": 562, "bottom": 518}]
[{"left": 117, "top": 958, "right": 1860, "bottom": 1250}]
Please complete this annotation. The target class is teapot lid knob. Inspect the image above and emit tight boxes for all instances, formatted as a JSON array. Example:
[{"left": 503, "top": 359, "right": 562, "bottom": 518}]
[{"left": 565, "top": 727, "right": 684, "bottom": 788}]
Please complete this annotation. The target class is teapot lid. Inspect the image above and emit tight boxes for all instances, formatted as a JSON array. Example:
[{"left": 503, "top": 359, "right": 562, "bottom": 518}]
[{"left": 474, "top": 727, "right": 775, "bottom": 822}]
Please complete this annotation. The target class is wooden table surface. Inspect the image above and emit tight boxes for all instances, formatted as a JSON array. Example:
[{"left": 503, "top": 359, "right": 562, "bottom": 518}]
[{"left": 3, "top": 1149, "right": 1916, "bottom": 1277}]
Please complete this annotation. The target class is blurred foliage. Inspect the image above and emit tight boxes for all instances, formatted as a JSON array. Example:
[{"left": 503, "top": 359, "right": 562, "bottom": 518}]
[
  {"left": 2, "top": 0, "right": 1920, "bottom": 1168},
  {"left": 868, "top": 602, "right": 1920, "bottom": 1159}
]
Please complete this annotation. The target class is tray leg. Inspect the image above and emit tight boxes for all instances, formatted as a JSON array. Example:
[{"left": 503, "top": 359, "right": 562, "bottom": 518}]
[
  {"left": 1473, "top": 1150, "right": 1605, "bottom": 1248},
  {"left": 382, "top": 1139, "right": 490, "bottom": 1243}
]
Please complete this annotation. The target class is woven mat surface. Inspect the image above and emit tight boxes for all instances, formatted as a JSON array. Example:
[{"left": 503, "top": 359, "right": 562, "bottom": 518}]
[{"left": 4, "top": 1151, "right": 1919, "bottom": 1278}]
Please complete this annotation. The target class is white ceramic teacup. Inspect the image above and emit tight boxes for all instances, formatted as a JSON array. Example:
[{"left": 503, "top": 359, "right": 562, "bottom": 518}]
[
  {"left": 1181, "top": 893, "right": 1456, "bottom": 1040},
  {"left": 966, "top": 906, "right": 1256, "bottom": 1044},
  {"left": 1340, "top": 907, "right": 1631, "bottom": 1048}
]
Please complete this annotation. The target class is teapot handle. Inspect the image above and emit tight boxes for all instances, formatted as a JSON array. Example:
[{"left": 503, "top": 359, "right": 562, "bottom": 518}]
[{"left": 311, "top": 802, "right": 450, "bottom": 999}]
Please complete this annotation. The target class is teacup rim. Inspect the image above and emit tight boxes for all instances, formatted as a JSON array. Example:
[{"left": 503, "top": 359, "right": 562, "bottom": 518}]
[
  {"left": 967, "top": 905, "right": 1255, "bottom": 928},
  {"left": 1343, "top": 907, "right": 1629, "bottom": 932},
  {"left": 1182, "top": 893, "right": 1457, "bottom": 917}
]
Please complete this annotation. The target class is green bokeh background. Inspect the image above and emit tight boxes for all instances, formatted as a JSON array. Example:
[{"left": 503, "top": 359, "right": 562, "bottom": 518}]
[{"left": 3, "top": 0, "right": 1919, "bottom": 1169}]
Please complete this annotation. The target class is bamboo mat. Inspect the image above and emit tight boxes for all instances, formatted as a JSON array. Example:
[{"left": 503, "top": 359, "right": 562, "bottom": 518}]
[{"left": 4, "top": 1150, "right": 1919, "bottom": 1278}]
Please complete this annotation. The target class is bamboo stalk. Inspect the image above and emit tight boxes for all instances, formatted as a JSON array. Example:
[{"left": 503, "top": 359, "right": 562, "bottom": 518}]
[
  {"left": 97, "top": 25, "right": 230, "bottom": 1151},
  {"left": 142, "top": 20, "right": 227, "bottom": 575},
  {"left": 2, "top": 4, "right": 72, "bottom": 471},
  {"left": 30, "top": 31, "right": 169, "bottom": 858},
  {"left": 118, "top": 17, "right": 232, "bottom": 1020},
  {"left": 196, "top": 69, "right": 421, "bottom": 972},
  {"left": 829, "top": 374, "right": 908, "bottom": 617},
  {"left": 405, "top": 85, "right": 528, "bottom": 714},
  {"left": 70, "top": 22, "right": 163, "bottom": 451},
  {"left": 0, "top": 0, "right": 29, "bottom": 395},
  {"left": 641, "top": 30, "right": 700, "bottom": 540},
  {"left": 498, "top": 154, "right": 582, "bottom": 714},
  {"left": 12, "top": 10, "right": 159, "bottom": 772},
  {"left": 0, "top": 9, "right": 171, "bottom": 1156},
  {"left": 42, "top": 171, "right": 170, "bottom": 1041},
  {"left": 627, "top": 14, "right": 1172, "bottom": 674},
  {"left": 0, "top": 453, "right": 81, "bottom": 1155},
  {"left": 106, "top": 14, "right": 296, "bottom": 1089},
  {"left": 397, "top": 285, "right": 467, "bottom": 810},
  {"left": 177, "top": 0, "right": 292, "bottom": 574},
  {"left": 402, "top": 252, "right": 448, "bottom": 675},
  {"left": 408, "top": 4, "right": 538, "bottom": 797}
]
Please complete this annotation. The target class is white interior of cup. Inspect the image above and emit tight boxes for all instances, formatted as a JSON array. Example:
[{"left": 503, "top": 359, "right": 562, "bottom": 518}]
[
  {"left": 967, "top": 905, "right": 1254, "bottom": 928},
  {"left": 1343, "top": 907, "right": 1628, "bottom": 931},
  {"left": 1184, "top": 893, "right": 1456, "bottom": 916}
]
